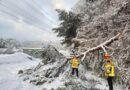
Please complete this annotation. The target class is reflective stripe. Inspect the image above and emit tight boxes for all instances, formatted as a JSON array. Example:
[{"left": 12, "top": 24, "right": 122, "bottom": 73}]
[
  {"left": 70, "top": 58, "right": 80, "bottom": 68},
  {"left": 104, "top": 63, "right": 115, "bottom": 77}
]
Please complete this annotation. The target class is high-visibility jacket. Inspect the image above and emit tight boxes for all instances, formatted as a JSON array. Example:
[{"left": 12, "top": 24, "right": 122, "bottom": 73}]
[
  {"left": 70, "top": 57, "right": 80, "bottom": 68},
  {"left": 104, "top": 62, "right": 115, "bottom": 77}
]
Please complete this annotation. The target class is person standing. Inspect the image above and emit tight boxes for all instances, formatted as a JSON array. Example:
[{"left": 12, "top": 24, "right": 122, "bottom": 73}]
[
  {"left": 103, "top": 53, "right": 115, "bottom": 90},
  {"left": 70, "top": 55, "right": 80, "bottom": 77}
]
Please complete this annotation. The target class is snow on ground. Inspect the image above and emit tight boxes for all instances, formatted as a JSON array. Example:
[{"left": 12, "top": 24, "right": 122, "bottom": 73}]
[
  {"left": 0, "top": 52, "right": 40, "bottom": 90},
  {"left": 0, "top": 51, "right": 68, "bottom": 90},
  {"left": 59, "top": 50, "right": 70, "bottom": 57},
  {"left": 0, "top": 51, "right": 127, "bottom": 90},
  {"left": 42, "top": 75, "right": 64, "bottom": 90}
]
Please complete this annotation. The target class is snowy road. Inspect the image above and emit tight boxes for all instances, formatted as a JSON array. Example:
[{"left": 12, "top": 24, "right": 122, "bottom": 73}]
[{"left": 0, "top": 53, "right": 40, "bottom": 90}]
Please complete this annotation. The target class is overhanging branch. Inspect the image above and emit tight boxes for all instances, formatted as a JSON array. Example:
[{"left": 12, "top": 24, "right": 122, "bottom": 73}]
[{"left": 80, "top": 33, "right": 121, "bottom": 61}]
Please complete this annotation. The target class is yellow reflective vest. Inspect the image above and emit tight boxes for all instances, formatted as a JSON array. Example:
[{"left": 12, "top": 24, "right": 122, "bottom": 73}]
[
  {"left": 104, "top": 62, "right": 115, "bottom": 77},
  {"left": 70, "top": 57, "right": 80, "bottom": 68}
]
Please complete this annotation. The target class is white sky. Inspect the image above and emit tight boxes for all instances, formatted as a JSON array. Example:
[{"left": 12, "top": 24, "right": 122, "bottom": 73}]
[{"left": 0, "top": 0, "right": 78, "bottom": 42}]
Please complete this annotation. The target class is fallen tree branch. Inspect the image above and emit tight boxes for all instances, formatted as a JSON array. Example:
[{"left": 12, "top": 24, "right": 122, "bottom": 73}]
[
  {"left": 101, "top": 45, "right": 107, "bottom": 53},
  {"left": 80, "top": 32, "right": 121, "bottom": 61},
  {"left": 71, "top": 24, "right": 129, "bottom": 61},
  {"left": 72, "top": 38, "right": 87, "bottom": 44}
]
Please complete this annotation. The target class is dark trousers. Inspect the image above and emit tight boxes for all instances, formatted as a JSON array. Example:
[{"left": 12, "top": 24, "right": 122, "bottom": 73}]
[
  {"left": 72, "top": 68, "right": 78, "bottom": 77},
  {"left": 107, "top": 77, "right": 113, "bottom": 90}
]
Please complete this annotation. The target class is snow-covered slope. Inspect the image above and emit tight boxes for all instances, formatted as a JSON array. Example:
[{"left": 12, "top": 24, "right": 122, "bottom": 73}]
[
  {"left": 0, "top": 52, "right": 40, "bottom": 90},
  {"left": 0, "top": 51, "right": 128, "bottom": 90},
  {"left": 18, "top": 46, "right": 128, "bottom": 90}
]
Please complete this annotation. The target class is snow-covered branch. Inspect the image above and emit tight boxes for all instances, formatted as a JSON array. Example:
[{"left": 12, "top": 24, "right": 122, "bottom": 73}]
[
  {"left": 72, "top": 38, "right": 87, "bottom": 44},
  {"left": 80, "top": 33, "right": 121, "bottom": 61},
  {"left": 72, "top": 24, "right": 129, "bottom": 61},
  {"left": 104, "top": 45, "right": 114, "bottom": 50}
]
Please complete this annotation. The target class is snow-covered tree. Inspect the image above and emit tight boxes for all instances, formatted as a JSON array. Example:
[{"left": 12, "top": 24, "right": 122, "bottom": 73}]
[
  {"left": 73, "top": 0, "right": 130, "bottom": 87},
  {"left": 53, "top": 9, "right": 82, "bottom": 46}
]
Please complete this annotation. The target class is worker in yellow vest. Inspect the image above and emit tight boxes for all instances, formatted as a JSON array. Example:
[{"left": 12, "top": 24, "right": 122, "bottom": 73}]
[
  {"left": 70, "top": 55, "right": 80, "bottom": 77},
  {"left": 103, "top": 53, "right": 115, "bottom": 90}
]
